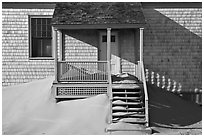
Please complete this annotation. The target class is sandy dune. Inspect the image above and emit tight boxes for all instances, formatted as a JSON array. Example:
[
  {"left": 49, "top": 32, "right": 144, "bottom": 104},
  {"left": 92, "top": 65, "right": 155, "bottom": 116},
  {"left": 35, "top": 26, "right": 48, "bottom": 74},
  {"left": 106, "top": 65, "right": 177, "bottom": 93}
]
[{"left": 2, "top": 77, "right": 202, "bottom": 135}]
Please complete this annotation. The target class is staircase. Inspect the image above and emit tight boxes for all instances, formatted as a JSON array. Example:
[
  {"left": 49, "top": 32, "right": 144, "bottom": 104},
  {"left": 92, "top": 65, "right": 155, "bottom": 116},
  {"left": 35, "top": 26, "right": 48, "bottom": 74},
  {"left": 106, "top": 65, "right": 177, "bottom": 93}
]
[{"left": 106, "top": 83, "right": 151, "bottom": 134}]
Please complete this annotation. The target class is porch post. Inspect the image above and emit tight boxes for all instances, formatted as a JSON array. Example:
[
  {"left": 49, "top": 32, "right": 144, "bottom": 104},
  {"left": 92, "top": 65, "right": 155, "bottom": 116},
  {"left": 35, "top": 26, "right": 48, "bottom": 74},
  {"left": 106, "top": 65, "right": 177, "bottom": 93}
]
[
  {"left": 59, "top": 30, "right": 63, "bottom": 61},
  {"left": 107, "top": 28, "right": 111, "bottom": 87},
  {"left": 107, "top": 28, "right": 111, "bottom": 67},
  {"left": 107, "top": 28, "right": 112, "bottom": 124},
  {"left": 52, "top": 27, "right": 58, "bottom": 83},
  {"left": 140, "top": 28, "right": 144, "bottom": 63}
]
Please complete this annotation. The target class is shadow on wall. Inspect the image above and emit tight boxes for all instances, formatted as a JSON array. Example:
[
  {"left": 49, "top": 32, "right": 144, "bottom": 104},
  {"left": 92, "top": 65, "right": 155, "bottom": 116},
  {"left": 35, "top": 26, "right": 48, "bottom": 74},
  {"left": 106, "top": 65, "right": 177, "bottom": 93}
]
[
  {"left": 145, "top": 68, "right": 202, "bottom": 105},
  {"left": 142, "top": 8, "right": 202, "bottom": 103}
]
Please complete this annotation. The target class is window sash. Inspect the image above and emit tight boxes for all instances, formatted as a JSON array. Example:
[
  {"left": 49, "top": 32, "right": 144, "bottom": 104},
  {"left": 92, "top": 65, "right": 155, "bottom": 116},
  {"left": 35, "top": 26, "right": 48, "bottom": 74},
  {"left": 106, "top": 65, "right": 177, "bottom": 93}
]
[{"left": 30, "top": 16, "right": 52, "bottom": 58}]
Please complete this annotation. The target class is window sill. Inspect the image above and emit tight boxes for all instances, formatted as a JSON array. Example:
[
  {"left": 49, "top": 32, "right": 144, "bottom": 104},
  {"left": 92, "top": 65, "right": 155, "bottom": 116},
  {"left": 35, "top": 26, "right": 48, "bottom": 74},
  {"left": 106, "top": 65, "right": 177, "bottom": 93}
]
[{"left": 29, "top": 57, "right": 54, "bottom": 60}]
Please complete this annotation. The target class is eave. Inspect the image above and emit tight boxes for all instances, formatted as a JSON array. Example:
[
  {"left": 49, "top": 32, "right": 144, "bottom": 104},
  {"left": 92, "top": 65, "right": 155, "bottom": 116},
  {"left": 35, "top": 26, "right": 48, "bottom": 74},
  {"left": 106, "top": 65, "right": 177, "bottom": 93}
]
[{"left": 52, "top": 23, "right": 147, "bottom": 30}]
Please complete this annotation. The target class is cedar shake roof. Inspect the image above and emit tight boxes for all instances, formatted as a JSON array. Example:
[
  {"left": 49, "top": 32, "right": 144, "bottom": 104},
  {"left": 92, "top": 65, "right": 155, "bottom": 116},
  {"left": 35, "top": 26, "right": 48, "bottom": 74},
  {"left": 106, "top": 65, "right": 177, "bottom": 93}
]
[{"left": 52, "top": 2, "right": 146, "bottom": 26}]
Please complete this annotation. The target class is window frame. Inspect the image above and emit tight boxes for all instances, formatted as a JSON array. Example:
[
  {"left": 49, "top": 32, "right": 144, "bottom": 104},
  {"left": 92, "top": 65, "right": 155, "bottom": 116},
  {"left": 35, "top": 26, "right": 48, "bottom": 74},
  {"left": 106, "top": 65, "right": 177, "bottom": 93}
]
[{"left": 29, "top": 15, "right": 54, "bottom": 60}]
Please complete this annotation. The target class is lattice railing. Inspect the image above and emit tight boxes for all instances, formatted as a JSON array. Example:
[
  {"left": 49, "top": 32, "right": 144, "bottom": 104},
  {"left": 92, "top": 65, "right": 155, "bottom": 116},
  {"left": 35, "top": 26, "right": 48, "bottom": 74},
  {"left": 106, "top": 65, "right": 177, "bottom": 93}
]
[
  {"left": 57, "top": 87, "right": 108, "bottom": 96},
  {"left": 57, "top": 61, "right": 108, "bottom": 82}
]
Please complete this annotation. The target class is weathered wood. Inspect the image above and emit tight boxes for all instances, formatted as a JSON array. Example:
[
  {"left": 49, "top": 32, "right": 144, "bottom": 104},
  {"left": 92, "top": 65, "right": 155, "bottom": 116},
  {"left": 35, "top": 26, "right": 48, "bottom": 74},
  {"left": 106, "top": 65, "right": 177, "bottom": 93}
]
[
  {"left": 59, "top": 30, "right": 63, "bottom": 61},
  {"left": 107, "top": 28, "right": 113, "bottom": 124},
  {"left": 55, "top": 95, "right": 92, "bottom": 99},
  {"left": 140, "top": 61, "right": 149, "bottom": 127},
  {"left": 53, "top": 83, "right": 109, "bottom": 88},
  {"left": 140, "top": 28, "right": 144, "bottom": 63},
  {"left": 52, "top": 27, "right": 58, "bottom": 83}
]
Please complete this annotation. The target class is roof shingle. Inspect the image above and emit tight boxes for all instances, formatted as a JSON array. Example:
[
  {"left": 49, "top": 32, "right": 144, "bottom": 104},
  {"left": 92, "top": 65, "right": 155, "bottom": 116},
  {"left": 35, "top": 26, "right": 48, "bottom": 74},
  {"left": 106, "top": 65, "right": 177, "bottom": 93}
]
[{"left": 52, "top": 2, "right": 146, "bottom": 25}]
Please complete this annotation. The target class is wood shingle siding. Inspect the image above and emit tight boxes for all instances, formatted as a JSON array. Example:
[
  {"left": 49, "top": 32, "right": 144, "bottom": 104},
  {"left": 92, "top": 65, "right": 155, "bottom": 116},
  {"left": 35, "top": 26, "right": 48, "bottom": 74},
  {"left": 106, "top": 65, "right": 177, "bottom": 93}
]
[
  {"left": 2, "top": 8, "right": 55, "bottom": 86},
  {"left": 142, "top": 6, "right": 202, "bottom": 93},
  {"left": 63, "top": 30, "right": 98, "bottom": 61}
]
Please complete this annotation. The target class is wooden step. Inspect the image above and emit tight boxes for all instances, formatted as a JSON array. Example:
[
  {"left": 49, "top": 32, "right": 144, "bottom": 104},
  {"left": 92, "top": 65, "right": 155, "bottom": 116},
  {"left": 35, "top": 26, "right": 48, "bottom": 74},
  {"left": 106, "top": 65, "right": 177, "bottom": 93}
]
[
  {"left": 112, "top": 106, "right": 145, "bottom": 112},
  {"left": 112, "top": 91, "right": 141, "bottom": 95},
  {"left": 112, "top": 84, "right": 141, "bottom": 89},
  {"left": 112, "top": 101, "right": 143, "bottom": 106},
  {"left": 115, "top": 118, "right": 146, "bottom": 124},
  {"left": 106, "top": 123, "right": 152, "bottom": 134},
  {"left": 112, "top": 112, "right": 145, "bottom": 118},
  {"left": 113, "top": 96, "right": 142, "bottom": 100},
  {"left": 112, "top": 108, "right": 144, "bottom": 112}
]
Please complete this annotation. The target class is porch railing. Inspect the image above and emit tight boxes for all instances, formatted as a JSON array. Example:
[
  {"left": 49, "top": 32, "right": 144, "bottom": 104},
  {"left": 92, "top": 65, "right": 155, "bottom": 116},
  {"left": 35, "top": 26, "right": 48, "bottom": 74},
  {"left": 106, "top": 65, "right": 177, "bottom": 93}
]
[{"left": 57, "top": 61, "right": 108, "bottom": 82}]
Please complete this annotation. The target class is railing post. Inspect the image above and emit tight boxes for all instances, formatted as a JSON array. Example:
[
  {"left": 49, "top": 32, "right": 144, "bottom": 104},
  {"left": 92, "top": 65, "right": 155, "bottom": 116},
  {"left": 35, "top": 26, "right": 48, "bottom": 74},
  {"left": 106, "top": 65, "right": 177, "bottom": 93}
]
[
  {"left": 59, "top": 30, "right": 64, "bottom": 81},
  {"left": 59, "top": 30, "right": 63, "bottom": 61},
  {"left": 107, "top": 28, "right": 112, "bottom": 124},
  {"left": 140, "top": 28, "right": 144, "bottom": 63},
  {"left": 107, "top": 27, "right": 112, "bottom": 94},
  {"left": 52, "top": 27, "right": 58, "bottom": 83}
]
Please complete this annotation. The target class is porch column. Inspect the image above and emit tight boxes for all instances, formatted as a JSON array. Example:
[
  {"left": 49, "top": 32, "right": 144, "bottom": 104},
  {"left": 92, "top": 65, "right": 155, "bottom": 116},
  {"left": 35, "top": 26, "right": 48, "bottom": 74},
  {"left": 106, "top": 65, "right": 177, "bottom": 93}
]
[
  {"left": 59, "top": 30, "right": 63, "bottom": 61},
  {"left": 107, "top": 28, "right": 111, "bottom": 85},
  {"left": 107, "top": 28, "right": 111, "bottom": 66},
  {"left": 52, "top": 27, "right": 58, "bottom": 83},
  {"left": 107, "top": 28, "right": 112, "bottom": 124},
  {"left": 140, "top": 28, "right": 144, "bottom": 63}
]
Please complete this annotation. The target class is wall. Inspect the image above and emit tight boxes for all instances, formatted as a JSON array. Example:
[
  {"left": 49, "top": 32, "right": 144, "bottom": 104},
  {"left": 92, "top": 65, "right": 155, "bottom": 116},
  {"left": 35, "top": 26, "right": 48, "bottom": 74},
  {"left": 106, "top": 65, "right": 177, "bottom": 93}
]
[
  {"left": 142, "top": 5, "right": 202, "bottom": 94},
  {"left": 119, "top": 29, "right": 138, "bottom": 75},
  {"left": 63, "top": 30, "right": 99, "bottom": 61},
  {"left": 2, "top": 8, "right": 55, "bottom": 86}
]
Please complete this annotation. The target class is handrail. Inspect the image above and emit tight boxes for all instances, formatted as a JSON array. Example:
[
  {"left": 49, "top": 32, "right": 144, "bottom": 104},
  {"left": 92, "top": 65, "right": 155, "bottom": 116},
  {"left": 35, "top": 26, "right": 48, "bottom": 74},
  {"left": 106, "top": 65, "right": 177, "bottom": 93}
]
[
  {"left": 58, "top": 60, "right": 108, "bottom": 63},
  {"left": 140, "top": 61, "right": 149, "bottom": 127}
]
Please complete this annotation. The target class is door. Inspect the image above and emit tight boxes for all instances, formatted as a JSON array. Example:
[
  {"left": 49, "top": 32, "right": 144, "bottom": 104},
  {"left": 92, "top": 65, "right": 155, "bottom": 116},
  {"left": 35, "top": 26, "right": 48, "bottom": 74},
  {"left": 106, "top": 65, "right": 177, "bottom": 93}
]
[{"left": 99, "top": 31, "right": 120, "bottom": 74}]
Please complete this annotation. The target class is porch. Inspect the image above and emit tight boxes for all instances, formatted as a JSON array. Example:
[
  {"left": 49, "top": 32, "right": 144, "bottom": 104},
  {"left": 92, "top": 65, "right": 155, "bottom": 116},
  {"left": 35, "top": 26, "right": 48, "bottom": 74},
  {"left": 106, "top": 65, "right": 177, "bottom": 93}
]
[
  {"left": 51, "top": 2, "right": 150, "bottom": 131},
  {"left": 51, "top": 27, "right": 145, "bottom": 99}
]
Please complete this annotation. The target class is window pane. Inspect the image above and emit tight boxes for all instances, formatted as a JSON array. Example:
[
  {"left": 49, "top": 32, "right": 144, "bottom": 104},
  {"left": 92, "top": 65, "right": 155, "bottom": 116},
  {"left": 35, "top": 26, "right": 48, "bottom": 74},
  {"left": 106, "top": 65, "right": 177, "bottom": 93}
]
[
  {"left": 102, "top": 35, "right": 107, "bottom": 42},
  {"left": 32, "top": 38, "right": 52, "bottom": 57},
  {"left": 47, "top": 31, "right": 52, "bottom": 37},
  {"left": 47, "top": 19, "right": 51, "bottom": 25},
  {"left": 42, "top": 18, "right": 47, "bottom": 25},
  {"left": 111, "top": 35, "right": 115, "bottom": 42},
  {"left": 37, "top": 19, "right": 41, "bottom": 24},
  {"left": 42, "top": 25, "right": 46, "bottom": 31},
  {"left": 42, "top": 39, "right": 52, "bottom": 57},
  {"left": 32, "top": 38, "right": 42, "bottom": 57},
  {"left": 42, "top": 31, "right": 46, "bottom": 37},
  {"left": 37, "top": 25, "right": 41, "bottom": 37},
  {"left": 47, "top": 25, "right": 51, "bottom": 30}
]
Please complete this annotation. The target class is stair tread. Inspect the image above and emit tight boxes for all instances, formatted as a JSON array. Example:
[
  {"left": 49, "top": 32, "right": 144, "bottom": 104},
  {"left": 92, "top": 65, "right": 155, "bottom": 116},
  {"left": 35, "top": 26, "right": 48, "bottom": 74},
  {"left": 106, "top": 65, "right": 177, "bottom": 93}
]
[
  {"left": 106, "top": 122, "right": 148, "bottom": 131},
  {"left": 116, "top": 118, "right": 146, "bottom": 123},
  {"left": 113, "top": 96, "right": 142, "bottom": 100},
  {"left": 112, "top": 84, "right": 141, "bottom": 89},
  {"left": 112, "top": 100, "right": 143, "bottom": 105},
  {"left": 112, "top": 112, "right": 145, "bottom": 117},
  {"left": 112, "top": 92, "right": 141, "bottom": 94}
]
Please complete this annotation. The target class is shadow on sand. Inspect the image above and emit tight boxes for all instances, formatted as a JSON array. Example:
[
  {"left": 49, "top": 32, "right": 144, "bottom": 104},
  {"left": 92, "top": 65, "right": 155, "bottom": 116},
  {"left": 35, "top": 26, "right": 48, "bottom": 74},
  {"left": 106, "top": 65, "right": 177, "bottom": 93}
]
[{"left": 148, "top": 83, "right": 202, "bottom": 128}]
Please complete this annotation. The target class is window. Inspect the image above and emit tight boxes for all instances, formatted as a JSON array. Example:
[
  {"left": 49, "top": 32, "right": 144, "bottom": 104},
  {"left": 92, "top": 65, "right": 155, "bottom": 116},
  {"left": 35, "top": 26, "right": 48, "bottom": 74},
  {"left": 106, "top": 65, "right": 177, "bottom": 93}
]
[
  {"left": 102, "top": 35, "right": 116, "bottom": 42},
  {"left": 30, "top": 16, "right": 52, "bottom": 58}
]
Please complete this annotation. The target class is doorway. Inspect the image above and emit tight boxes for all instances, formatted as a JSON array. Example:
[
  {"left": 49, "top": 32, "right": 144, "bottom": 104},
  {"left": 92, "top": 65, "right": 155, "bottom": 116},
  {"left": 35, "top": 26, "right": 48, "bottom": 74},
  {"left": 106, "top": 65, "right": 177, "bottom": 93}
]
[{"left": 99, "top": 31, "right": 120, "bottom": 74}]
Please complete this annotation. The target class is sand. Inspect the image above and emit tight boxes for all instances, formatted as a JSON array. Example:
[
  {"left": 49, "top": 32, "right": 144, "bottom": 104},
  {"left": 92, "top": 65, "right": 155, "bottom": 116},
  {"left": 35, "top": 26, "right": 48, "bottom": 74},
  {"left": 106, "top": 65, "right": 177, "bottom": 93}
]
[{"left": 2, "top": 77, "right": 202, "bottom": 135}]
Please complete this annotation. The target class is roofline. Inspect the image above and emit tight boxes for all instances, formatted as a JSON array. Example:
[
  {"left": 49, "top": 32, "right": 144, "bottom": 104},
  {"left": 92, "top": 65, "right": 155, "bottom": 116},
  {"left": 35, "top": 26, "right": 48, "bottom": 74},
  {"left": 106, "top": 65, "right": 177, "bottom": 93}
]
[
  {"left": 2, "top": 2, "right": 56, "bottom": 9},
  {"left": 52, "top": 24, "right": 147, "bottom": 30},
  {"left": 141, "top": 2, "right": 202, "bottom": 8}
]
